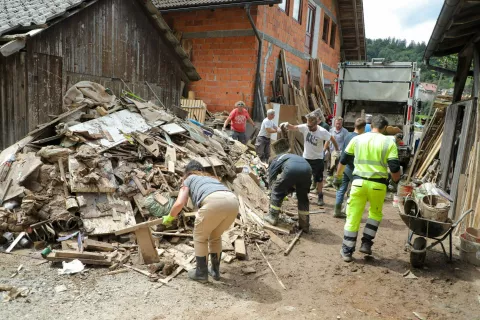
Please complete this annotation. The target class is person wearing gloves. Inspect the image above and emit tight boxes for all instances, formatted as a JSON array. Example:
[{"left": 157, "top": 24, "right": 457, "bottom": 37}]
[
  {"left": 222, "top": 101, "right": 255, "bottom": 144},
  {"left": 281, "top": 115, "right": 339, "bottom": 206},
  {"left": 324, "top": 117, "right": 349, "bottom": 188},
  {"left": 256, "top": 109, "right": 281, "bottom": 163},
  {"left": 162, "top": 160, "right": 239, "bottom": 282},
  {"left": 264, "top": 139, "right": 312, "bottom": 232},
  {"left": 335, "top": 115, "right": 401, "bottom": 262}
]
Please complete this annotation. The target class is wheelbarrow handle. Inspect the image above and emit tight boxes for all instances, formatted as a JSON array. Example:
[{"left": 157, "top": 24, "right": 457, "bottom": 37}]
[{"left": 452, "top": 208, "right": 474, "bottom": 228}]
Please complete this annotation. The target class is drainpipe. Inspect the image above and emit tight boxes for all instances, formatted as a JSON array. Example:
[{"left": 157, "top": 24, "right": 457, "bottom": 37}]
[{"left": 246, "top": 4, "right": 266, "bottom": 122}]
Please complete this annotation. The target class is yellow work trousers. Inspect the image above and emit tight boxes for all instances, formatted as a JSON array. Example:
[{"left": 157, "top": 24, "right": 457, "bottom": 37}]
[
  {"left": 194, "top": 191, "right": 239, "bottom": 257},
  {"left": 342, "top": 179, "right": 386, "bottom": 253}
]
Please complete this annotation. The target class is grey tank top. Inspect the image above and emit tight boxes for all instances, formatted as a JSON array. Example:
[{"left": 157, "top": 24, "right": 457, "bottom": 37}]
[{"left": 183, "top": 175, "right": 230, "bottom": 207}]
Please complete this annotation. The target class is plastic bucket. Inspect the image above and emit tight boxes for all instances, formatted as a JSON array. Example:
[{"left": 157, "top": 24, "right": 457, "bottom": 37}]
[
  {"left": 393, "top": 195, "right": 399, "bottom": 208},
  {"left": 419, "top": 195, "right": 450, "bottom": 222},
  {"left": 465, "top": 227, "right": 480, "bottom": 244},
  {"left": 459, "top": 233, "right": 480, "bottom": 266},
  {"left": 398, "top": 182, "right": 414, "bottom": 197}
]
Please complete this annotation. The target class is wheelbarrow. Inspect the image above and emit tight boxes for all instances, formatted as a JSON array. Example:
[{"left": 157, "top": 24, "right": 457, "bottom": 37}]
[{"left": 399, "top": 208, "right": 474, "bottom": 267}]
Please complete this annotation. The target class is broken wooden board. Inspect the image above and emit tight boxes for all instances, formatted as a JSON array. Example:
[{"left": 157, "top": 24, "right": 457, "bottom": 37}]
[
  {"left": 265, "top": 230, "right": 288, "bottom": 250},
  {"left": 44, "top": 252, "right": 112, "bottom": 266},
  {"left": 234, "top": 239, "right": 247, "bottom": 259},
  {"left": 232, "top": 173, "right": 269, "bottom": 212},
  {"left": 0, "top": 152, "right": 43, "bottom": 202},
  {"left": 135, "top": 227, "right": 160, "bottom": 264},
  {"left": 68, "top": 109, "right": 153, "bottom": 151},
  {"left": 165, "top": 146, "right": 176, "bottom": 173},
  {"left": 131, "top": 100, "right": 171, "bottom": 126},
  {"left": 132, "top": 132, "right": 161, "bottom": 157},
  {"left": 79, "top": 193, "right": 136, "bottom": 235},
  {"left": 83, "top": 239, "right": 115, "bottom": 252},
  {"left": 194, "top": 156, "right": 224, "bottom": 168},
  {"left": 68, "top": 155, "right": 118, "bottom": 193},
  {"left": 221, "top": 233, "right": 235, "bottom": 251}
]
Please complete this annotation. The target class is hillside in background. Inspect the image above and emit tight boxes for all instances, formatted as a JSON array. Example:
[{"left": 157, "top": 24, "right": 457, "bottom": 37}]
[{"left": 366, "top": 38, "right": 455, "bottom": 89}]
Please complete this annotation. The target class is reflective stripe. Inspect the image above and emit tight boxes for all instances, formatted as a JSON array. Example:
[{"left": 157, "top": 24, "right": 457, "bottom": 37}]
[
  {"left": 270, "top": 204, "right": 281, "bottom": 210},
  {"left": 298, "top": 210, "right": 309, "bottom": 216},
  {"left": 366, "top": 218, "right": 380, "bottom": 227},
  {"left": 363, "top": 228, "right": 377, "bottom": 237},
  {"left": 353, "top": 171, "right": 389, "bottom": 178},
  {"left": 342, "top": 239, "right": 356, "bottom": 248},
  {"left": 344, "top": 230, "right": 358, "bottom": 238},
  {"left": 355, "top": 159, "right": 384, "bottom": 166}
]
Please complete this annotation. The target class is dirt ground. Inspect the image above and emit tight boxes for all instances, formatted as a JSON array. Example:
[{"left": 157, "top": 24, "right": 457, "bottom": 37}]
[{"left": 1, "top": 188, "right": 479, "bottom": 320}]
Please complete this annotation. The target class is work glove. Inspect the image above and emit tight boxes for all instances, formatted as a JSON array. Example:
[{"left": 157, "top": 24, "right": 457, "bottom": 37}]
[
  {"left": 333, "top": 175, "right": 342, "bottom": 189},
  {"left": 162, "top": 214, "right": 175, "bottom": 227}
]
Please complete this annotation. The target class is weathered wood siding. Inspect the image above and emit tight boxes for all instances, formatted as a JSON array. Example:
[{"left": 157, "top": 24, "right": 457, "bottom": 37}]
[{"left": 0, "top": 0, "right": 187, "bottom": 149}]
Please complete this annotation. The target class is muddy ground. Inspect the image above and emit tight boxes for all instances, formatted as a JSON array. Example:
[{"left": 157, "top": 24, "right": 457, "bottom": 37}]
[{"left": 1, "top": 189, "right": 479, "bottom": 320}]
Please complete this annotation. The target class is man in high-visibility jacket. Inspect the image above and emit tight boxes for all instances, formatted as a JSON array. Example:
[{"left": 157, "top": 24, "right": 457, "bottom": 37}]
[{"left": 335, "top": 115, "right": 401, "bottom": 262}]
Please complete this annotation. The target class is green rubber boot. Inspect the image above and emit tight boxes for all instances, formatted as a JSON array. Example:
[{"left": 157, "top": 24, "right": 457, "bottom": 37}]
[{"left": 333, "top": 204, "right": 346, "bottom": 219}]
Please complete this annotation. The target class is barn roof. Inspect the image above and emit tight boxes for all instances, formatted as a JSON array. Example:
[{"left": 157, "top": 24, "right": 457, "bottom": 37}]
[{"left": 154, "top": 0, "right": 281, "bottom": 11}]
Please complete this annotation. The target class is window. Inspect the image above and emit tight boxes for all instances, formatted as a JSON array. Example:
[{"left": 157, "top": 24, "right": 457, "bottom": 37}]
[
  {"left": 322, "top": 14, "right": 330, "bottom": 43},
  {"left": 293, "top": 0, "right": 302, "bottom": 22},
  {"left": 305, "top": 4, "right": 316, "bottom": 54},
  {"left": 330, "top": 22, "right": 336, "bottom": 48},
  {"left": 279, "top": 0, "right": 289, "bottom": 13}
]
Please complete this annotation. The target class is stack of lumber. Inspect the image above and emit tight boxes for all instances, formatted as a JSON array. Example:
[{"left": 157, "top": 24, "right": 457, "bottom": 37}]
[{"left": 309, "top": 58, "right": 332, "bottom": 117}]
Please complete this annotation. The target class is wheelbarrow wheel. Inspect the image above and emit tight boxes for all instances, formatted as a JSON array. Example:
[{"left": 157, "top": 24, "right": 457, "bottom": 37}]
[{"left": 410, "top": 237, "right": 427, "bottom": 268}]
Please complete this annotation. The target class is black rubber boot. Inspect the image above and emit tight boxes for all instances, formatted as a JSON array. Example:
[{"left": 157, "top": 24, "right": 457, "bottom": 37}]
[
  {"left": 188, "top": 256, "right": 208, "bottom": 282},
  {"left": 359, "top": 242, "right": 373, "bottom": 255},
  {"left": 209, "top": 253, "right": 221, "bottom": 281},
  {"left": 264, "top": 208, "right": 280, "bottom": 225},
  {"left": 333, "top": 204, "right": 346, "bottom": 219},
  {"left": 298, "top": 214, "right": 310, "bottom": 233}
]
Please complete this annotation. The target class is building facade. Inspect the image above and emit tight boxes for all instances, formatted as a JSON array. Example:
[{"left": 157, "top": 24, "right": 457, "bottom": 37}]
[{"left": 159, "top": 0, "right": 365, "bottom": 113}]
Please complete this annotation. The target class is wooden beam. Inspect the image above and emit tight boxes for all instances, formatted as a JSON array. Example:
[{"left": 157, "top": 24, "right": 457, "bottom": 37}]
[
  {"left": 453, "top": 47, "right": 474, "bottom": 102},
  {"left": 114, "top": 218, "right": 163, "bottom": 235}
]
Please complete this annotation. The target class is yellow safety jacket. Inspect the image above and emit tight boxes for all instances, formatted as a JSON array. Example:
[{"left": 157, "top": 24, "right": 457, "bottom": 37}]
[{"left": 344, "top": 132, "right": 398, "bottom": 179}]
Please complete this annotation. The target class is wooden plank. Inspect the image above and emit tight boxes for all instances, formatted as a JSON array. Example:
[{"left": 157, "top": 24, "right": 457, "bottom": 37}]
[
  {"left": 54, "top": 250, "right": 107, "bottom": 260},
  {"left": 255, "top": 243, "right": 287, "bottom": 290},
  {"left": 135, "top": 227, "right": 160, "bottom": 264},
  {"left": 263, "top": 223, "right": 291, "bottom": 235},
  {"left": 115, "top": 218, "right": 164, "bottom": 235},
  {"left": 265, "top": 230, "right": 288, "bottom": 250},
  {"left": 132, "top": 175, "right": 148, "bottom": 196},
  {"left": 5, "top": 232, "right": 25, "bottom": 253},
  {"left": 284, "top": 230, "right": 303, "bottom": 256},
  {"left": 44, "top": 253, "right": 112, "bottom": 266},
  {"left": 151, "top": 232, "right": 193, "bottom": 238},
  {"left": 83, "top": 239, "right": 115, "bottom": 252},
  {"left": 234, "top": 239, "right": 247, "bottom": 260}
]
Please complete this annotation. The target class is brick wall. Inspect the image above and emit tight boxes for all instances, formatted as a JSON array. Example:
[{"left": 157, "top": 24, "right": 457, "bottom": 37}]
[
  {"left": 165, "top": 8, "right": 258, "bottom": 112},
  {"left": 164, "top": 0, "right": 342, "bottom": 112},
  {"left": 258, "top": 0, "right": 341, "bottom": 100}
]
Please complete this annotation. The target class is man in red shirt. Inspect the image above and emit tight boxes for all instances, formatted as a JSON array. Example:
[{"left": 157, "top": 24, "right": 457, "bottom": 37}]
[{"left": 222, "top": 101, "right": 255, "bottom": 144}]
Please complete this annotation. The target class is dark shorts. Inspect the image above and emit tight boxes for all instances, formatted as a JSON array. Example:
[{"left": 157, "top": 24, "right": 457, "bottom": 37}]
[
  {"left": 306, "top": 159, "right": 324, "bottom": 183},
  {"left": 232, "top": 131, "right": 247, "bottom": 144}
]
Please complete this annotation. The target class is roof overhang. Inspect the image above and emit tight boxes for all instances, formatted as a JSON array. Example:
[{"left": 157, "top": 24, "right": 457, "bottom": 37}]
[
  {"left": 156, "top": 0, "right": 281, "bottom": 12},
  {"left": 424, "top": 0, "right": 480, "bottom": 60},
  {"left": 337, "top": 0, "right": 366, "bottom": 61}
]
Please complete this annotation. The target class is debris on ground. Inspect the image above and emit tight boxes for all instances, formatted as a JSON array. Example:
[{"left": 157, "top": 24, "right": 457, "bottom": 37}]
[{"left": 0, "top": 81, "right": 302, "bottom": 290}]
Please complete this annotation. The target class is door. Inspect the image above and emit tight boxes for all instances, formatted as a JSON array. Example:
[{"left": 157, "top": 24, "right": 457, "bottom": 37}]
[{"left": 305, "top": 4, "right": 316, "bottom": 54}]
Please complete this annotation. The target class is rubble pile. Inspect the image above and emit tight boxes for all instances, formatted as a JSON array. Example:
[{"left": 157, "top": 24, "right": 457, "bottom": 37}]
[{"left": 0, "top": 81, "right": 296, "bottom": 285}]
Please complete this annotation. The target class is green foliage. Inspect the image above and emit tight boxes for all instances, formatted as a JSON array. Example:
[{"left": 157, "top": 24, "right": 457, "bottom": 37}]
[{"left": 366, "top": 38, "right": 452, "bottom": 85}]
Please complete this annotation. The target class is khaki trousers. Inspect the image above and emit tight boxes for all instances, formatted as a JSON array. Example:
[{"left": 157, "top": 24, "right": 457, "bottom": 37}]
[{"left": 194, "top": 191, "right": 239, "bottom": 257}]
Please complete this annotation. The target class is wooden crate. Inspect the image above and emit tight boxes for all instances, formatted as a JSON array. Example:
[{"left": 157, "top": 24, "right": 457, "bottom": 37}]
[{"left": 181, "top": 99, "right": 207, "bottom": 123}]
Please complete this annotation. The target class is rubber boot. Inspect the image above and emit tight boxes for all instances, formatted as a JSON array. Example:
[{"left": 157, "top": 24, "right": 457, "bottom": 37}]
[
  {"left": 333, "top": 204, "right": 346, "bottom": 219},
  {"left": 359, "top": 242, "right": 372, "bottom": 255},
  {"left": 340, "top": 248, "right": 353, "bottom": 263},
  {"left": 264, "top": 207, "right": 279, "bottom": 226},
  {"left": 324, "top": 176, "right": 333, "bottom": 188},
  {"left": 298, "top": 214, "right": 310, "bottom": 233},
  {"left": 317, "top": 193, "right": 324, "bottom": 206},
  {"left": 209, "top": 253, "right": 221, "bottom": 281},
  {"left": 188, "top": 256, "right": 208, "bottom": 282}
]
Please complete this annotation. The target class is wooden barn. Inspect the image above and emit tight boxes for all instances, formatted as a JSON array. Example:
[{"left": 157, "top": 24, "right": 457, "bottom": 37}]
[{"left": 0, "top": 0, "right": 200, "bottom": 150}]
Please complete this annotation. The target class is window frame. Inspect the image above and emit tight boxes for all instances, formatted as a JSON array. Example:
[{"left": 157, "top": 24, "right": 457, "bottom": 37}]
[
  {"left": 279, "top": 0, "right": 289, "bottom": 14},
  {"left": 292, "top": 0, "right": 302, "bottom": 23},
  {"left": 322, "top": 13, "right": 330, "bottom": 43},
  {"left": 330, "top": 22, "right": 337, "bottom": 48},
  {"left": 305, "top": 3, "right": 316, "bottom": 54}
]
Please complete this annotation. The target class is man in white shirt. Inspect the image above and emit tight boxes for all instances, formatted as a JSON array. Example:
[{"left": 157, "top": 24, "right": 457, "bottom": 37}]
[
  {"left": 255, "top": 109, "right": 279, "bottom": 163},
  {"left": 282, "top": 115, "right": 339, "bottom": 206}
]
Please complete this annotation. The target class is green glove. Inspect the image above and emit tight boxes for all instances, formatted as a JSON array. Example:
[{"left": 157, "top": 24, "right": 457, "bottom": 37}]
[
  {"left": 333, "top": 176, "right": 342, "bottom": 189},
  {"left": 162, "top": 214, "right": 175, "bottom": 227}
]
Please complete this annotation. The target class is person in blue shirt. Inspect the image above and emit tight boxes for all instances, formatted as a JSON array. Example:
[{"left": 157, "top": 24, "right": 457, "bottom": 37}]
[{"left": 365, "top": 114, "right": 372, "bottom": 133}]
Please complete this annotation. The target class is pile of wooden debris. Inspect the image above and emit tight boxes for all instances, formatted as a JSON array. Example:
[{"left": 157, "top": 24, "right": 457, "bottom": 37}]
[{"left": 0, "top": 81, "right": 302, "bottom": 286}]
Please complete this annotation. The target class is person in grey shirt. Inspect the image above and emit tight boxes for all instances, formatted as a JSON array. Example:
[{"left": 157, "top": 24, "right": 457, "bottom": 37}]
[
  {"left": 162, "top": 160, "right": 239, "bottom": 282},
  {"left": 256, "top": 109, "right": 280, "bottom": 163},
  {"left": 324, "top": 117, "right": 349, "bottom": 187}
]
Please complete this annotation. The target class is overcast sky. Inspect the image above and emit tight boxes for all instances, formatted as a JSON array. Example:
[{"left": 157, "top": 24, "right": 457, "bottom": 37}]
[{"left": 363, "top": 0, "right": 444, "bottom": 44}]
